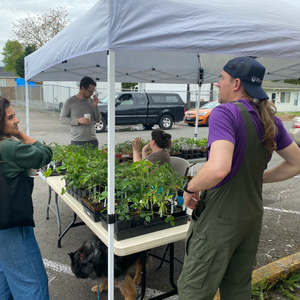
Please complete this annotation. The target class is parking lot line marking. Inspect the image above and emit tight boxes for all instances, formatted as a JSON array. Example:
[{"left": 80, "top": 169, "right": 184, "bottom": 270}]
[
  {"left": 264, "top": 206, "right": 300, "bottom": 215},
  {"left": 42, "top": 258, "right": 179, "bottom": 299},
  {"left": 43, "top": 258, "right": 74, "bottom": 276}
]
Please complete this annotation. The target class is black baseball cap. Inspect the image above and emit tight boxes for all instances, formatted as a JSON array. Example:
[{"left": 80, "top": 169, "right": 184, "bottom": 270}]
[{"left": 223, "top": 57, "right": 269, "bottom": 100}]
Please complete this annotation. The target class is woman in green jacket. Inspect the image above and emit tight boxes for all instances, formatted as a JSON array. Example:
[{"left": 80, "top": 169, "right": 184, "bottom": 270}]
[{"left": 0, "top": 97, "right": 52, "bottom": 300}]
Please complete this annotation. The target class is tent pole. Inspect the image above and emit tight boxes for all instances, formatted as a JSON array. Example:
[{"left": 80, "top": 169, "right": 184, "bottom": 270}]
[
  {"left": 107, "top": 50, "right": 116, "bottom": 300},
  {"left": 194, "top": 83, "right": 202, "bottom": 140},
  {"left": 25, "top": 81, "right": 30, "bottom": 135}
]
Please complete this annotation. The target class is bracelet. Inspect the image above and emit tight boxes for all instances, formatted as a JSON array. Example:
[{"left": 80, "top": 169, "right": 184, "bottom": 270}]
[{"left": 183, "top": 181, "right": 194, "bottom": 194}]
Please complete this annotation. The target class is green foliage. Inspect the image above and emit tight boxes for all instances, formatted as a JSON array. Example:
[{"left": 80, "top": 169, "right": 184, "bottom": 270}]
[
  {"left": 1, "top": 40, "right": 23, "bottom": 75},
  {"left": 284, "top": 79, "right": 300, "bottom": 85},
  {"left": 46, "top": 143, "right": 186, "bottom": 225},
  {"left": 252, "top": 278, "right": 275, "bottom": 300},
  {"left": 251, "top": 272, "right": 300, "bottom": 300},
  {"left": 277, "top": 273, "right": 300, "bottom": 300},
  {"left": 276, "top": 112, "right": 300, "bottom": 116},
  {"left": 15, "top": 44, "right": 37, "bottom": 78},
  {"left": 101, "top": 139, "right": 150, "bottom": 155},
  {"left": 122, "top": 83, "right": 137, "bottom": 91},
  {"left": 43, "top": 143, "right": 108, "bottom": 198},
  {"left": 170, "top": 137, "right": 208, "bottom": 152}
]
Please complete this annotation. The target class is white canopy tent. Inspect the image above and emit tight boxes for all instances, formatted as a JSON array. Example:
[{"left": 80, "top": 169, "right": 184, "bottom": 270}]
[{"left": 25, "top": 0, "right": 300, "bottom": 298}]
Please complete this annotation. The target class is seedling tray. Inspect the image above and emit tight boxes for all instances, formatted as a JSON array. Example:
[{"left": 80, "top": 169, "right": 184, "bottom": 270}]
[{"left": 101, "top": 214, "right": 188, "bottom": 241}]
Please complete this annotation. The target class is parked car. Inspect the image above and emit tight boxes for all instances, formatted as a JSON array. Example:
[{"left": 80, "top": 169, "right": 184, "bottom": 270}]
[
  {"left": 288, "top": 116, "right": 300, "bottom": 146},
  {"left": 95, "top": 92, "right": 185, "bottom": 132},
  {"left": 184, "top": 101, "right": 220, "bottom": 126}
]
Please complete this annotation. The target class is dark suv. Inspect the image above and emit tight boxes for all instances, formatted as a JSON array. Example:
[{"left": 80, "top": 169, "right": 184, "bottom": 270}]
[{"left": 95, "top": 92, "right": 185, "bottom": 132}]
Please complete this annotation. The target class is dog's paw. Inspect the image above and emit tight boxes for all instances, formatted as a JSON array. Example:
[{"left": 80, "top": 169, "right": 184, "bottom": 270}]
[
  {"left": 91, "top": 286, "right": 99, "bottom": 293},
  {"left": 134, "top": 275, "right": 141, "bottom": 286},
  {"left": 91, "top": 285, "right": 106, "bottom": 293}
]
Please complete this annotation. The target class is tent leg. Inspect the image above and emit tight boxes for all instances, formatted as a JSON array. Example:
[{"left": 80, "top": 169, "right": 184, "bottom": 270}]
[
  {"left": 107, "top": 50, "right": 116, "bottom": 300},
  {"left": 25, "top": 81, "right": 30, "bottom": 135},
  {"left": 194, "top": 83, "right": 202, "bottom": 140}
]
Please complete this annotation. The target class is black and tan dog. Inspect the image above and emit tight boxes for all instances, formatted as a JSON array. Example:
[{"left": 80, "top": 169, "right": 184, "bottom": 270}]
[{"left": 68, "top": 236, "right": 143, "bottom": 300}]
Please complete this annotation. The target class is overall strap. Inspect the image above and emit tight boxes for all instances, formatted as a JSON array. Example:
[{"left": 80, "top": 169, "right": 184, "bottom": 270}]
[{"left": 233, "top": 101, "right": 270, "bottom": 161}]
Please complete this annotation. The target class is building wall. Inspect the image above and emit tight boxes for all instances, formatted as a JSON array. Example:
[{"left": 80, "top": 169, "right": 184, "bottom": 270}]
[
  {"left": 0, "top": 78, "right": 15, "bottom": 87},
  {"left": 265, "top": 89, "right": 300, "bottom": 112}
]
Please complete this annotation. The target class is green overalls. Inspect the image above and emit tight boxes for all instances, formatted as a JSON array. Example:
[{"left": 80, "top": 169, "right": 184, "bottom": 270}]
[{"left": 178, "top": 102, "right": 271, "bottom": 300}]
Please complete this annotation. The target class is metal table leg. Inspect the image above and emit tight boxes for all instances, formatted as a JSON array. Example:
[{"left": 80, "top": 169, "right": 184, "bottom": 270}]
[
  {"left": 46, "top": 187, "right": 61, "bottom": 236},
  {"left": 46, "top": 185, "right": 51, "bottom": 219},
  {"left": 58, "top": 212, "right": 85, "bottom": 248},
  {"left": 137, "top": 243, "right": 178, "bottom": 300},
  {"left": 54, "top": 193, "right": 61, "bottom": 236}
]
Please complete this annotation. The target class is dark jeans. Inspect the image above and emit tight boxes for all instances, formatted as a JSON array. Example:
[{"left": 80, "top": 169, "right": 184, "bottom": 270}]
[{"left": 71, "top": 139, "right": 99, "bottom": 149}]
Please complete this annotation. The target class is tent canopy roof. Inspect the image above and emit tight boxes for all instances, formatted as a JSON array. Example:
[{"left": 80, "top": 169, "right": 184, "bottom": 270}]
[{"left": 25, "top": 0, "right": 300, "bottom": 83}]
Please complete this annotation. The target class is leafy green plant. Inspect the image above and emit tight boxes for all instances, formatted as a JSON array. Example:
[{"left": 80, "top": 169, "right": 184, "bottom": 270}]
[
  {"left": 252, "top": 278, "right": 275, "bottom": 300},
  {"left": 101, "top": 139, "right": 150, "bottom": 155},
  {"left": 169, "top": 139, "right": 182, "bottom": 153},
  {"left": 277, "top": 273, "right": 300, "bottom": 300},
  {"left": 46, "top": 142, "right": 187, "bottom": 226}
]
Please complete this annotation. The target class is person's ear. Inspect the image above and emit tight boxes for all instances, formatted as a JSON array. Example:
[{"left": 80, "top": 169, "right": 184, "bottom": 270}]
[{"left": 233, "top": 78, "right": 242, "bottom": 92}]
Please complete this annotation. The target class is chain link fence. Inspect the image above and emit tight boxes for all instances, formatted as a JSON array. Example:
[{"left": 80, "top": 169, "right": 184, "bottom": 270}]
[{"left": 0, "top": 84, "right": 218, "bottom": 115}]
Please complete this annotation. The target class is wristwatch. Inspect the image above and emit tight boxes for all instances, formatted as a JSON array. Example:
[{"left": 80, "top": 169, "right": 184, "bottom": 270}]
[{"left": 183, "top": 181, "right": 194, "bottom": 194}]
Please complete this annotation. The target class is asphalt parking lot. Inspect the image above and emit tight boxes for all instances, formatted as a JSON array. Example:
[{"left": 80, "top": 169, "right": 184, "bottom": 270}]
[{"left": 13, "top": 103, "right": 300, "bottom": 300}]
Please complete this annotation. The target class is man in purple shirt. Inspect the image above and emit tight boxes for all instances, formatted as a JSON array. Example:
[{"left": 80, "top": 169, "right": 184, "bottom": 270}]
[{"left": 178, "top": 57, "right": 300, "bottom": 299}]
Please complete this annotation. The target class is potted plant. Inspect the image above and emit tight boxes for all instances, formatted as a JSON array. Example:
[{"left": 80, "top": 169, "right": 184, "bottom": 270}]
[
  {"left": 169, "top": 139, "right": 182, "bottom": 156},
  {"left": 45, "top": 143, "right": 188, "bottom": 239}
]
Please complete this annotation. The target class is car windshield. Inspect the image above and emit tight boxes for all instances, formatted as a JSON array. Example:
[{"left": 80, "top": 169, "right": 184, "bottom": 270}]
[
  {"left": 200, "top": 102, "right": 220, "bottom": 109},
  {"left": 99, "top": 94, "right": 119, "bottom": 103}
]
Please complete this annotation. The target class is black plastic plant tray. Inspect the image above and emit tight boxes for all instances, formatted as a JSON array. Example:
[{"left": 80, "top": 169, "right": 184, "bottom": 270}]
[
  {"left": 82, "top": 203, "right": 102, "bottom": 222},
  {"left": 101, "top": 214, "right": 188, "bottom": 241}
]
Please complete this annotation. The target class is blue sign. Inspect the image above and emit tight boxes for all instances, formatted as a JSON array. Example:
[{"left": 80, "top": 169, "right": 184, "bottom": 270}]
[{"left": 15, "top": 78, "right": 36, "bottom": 87}]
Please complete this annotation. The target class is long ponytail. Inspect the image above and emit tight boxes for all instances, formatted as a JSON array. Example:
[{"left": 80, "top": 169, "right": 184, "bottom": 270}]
[{"left": 250, "top": 99, "right": 277, "bottom": 153}]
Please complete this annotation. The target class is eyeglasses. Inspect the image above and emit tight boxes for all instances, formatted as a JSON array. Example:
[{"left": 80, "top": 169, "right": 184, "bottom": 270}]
[{"left": 86, "top": 89, "right": 94, "bottom": 94}]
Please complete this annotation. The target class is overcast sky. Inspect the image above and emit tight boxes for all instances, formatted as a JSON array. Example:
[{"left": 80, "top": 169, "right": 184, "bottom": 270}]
[{"left": 0, "top": 0, "right": 97, "bottom": 65}]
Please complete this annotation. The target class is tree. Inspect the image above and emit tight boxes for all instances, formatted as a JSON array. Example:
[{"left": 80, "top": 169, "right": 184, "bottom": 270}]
[
  {"left": 15, "top": 45, "right": 37, "bottom": 78},
  {"left": 12, "top": 7, "right": 70, "bottom": 48},
  {"left": 122, "top": 83, "right": 137, "bottom": 91},
  {"left": 1, "top": 40, "right": 23, "bottom": 74},
  {"left": 284, "top": 79, "right": 300, "bottom": 85}
]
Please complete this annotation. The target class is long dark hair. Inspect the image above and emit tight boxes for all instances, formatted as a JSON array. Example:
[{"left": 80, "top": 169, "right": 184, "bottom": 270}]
[
  {"left": 230, "top": 76, "right": 277, "bottom": 153},
  {"left": 250, "top": 98, "right": 277, "bottom": 152},
  {"left": 0, "top": 97, "right": 11, "bottom": 141},
  {"left": 151, "top": 128, "right": 172, "bottom": 149}
]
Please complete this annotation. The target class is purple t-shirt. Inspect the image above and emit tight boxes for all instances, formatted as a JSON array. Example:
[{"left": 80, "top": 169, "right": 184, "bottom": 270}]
[{"left": 208, "top": 99, "right": 293, "bottom": 188}]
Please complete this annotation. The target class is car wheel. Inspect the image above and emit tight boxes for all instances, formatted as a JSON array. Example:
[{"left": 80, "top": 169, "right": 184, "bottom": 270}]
[
  {"left": 188, "top": 123, "right": 194, "bottom": 127},
  {"left": 143, "top": 123, "right": 154, "bottom": 130},
  {"left": 95, "top": 118, "right": 107, "bottom": 133},
  {"left": 159, "top": 114, "right": 173, "bottom": 130},
  {"left": 206, "top": 116, "right": 210, "bottom": 127}
]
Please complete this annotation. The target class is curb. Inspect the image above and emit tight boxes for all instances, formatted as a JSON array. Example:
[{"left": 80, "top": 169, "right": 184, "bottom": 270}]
[{"left": 213, "top": 251, "right": 300, "bottom": 300}]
